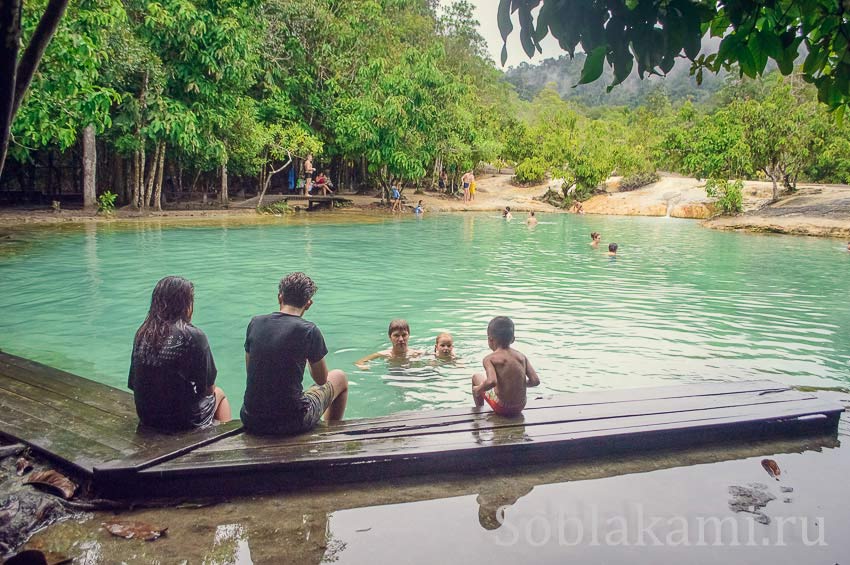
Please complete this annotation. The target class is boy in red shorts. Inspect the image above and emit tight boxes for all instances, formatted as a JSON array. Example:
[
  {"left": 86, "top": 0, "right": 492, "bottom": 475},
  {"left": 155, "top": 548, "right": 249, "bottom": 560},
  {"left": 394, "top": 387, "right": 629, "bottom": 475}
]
[{"left": 472, "top": 316, "right": 540, "bottom": 417}]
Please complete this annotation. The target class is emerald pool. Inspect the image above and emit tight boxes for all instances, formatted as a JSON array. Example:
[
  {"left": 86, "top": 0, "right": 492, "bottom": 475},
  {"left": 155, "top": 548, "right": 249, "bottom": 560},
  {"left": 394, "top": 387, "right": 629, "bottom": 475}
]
[{"left": 1, "top": 213, "right": 848, "bottom": 418}]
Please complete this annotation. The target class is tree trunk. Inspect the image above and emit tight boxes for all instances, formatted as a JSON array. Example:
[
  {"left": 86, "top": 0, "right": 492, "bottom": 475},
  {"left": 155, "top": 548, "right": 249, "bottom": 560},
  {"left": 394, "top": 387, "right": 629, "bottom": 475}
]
[
  {"left": 0, "top": 0, "right": 70, "bottom": 180},
  {"left": 0, "top": 0, "right": 22, "bottom": 181},
  {"left": 152, "top": 143, "right": 165, "bottom": 211},
  {"left": 256, "top": 151, "right": 291, "bottom": 208},
  {"left": 220, "top": 161, "right": 228, "bottom": 205},
  {"left": 82, "top": 124, "right": 96, "bottom": 210},
  {"left": 144, "top": 144, "right": 158, "bottom": 208}
]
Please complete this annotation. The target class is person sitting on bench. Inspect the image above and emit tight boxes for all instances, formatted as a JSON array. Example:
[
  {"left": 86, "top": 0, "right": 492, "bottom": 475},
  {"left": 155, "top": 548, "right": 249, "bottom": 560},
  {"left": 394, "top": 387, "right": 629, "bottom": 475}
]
[
  {"left": 241, "top": 272, "right": 348, "bottom": 435},
  {"left": 314, "top": 171, "right": 333, "bottom": 196},
  {"left": 129, "top": 276, "right": 231, "bottom": 431}
]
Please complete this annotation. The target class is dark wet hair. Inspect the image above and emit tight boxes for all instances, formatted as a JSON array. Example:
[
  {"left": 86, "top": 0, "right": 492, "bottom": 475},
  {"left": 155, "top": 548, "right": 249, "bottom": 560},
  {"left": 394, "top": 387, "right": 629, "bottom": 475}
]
[
  {"left": 609, "top": 243, "right": 618, "bottom": 252},
  {"left": 530, "top": 211, "right": 535, "bottom": 216},
  {"left": 487, "top": 316, "right": 515, "bottom": 348},
  {"left": 388, "top": 319, "right": 410, "bottom": 336},
  {"left": 135, "top": 276, "right": 194, "bottom": 358},
  {"left": 279, "top": 272, "right": 317, "bottom": 308},
  {"left": 591, "top": 231, "right": 599, "bottom": 240}
]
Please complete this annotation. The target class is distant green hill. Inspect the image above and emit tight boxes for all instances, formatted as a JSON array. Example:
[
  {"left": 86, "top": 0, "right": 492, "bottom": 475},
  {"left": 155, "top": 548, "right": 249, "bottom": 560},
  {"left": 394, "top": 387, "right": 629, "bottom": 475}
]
[{"left": 503, "top": 53, "right": 729, "bottom": 107}]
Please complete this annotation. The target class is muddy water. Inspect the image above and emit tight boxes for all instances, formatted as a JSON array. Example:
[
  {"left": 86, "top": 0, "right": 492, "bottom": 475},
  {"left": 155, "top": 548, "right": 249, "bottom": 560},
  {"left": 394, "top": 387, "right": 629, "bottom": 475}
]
[{"left": 23, "top": 396, "right": 850, "bottom": 564}]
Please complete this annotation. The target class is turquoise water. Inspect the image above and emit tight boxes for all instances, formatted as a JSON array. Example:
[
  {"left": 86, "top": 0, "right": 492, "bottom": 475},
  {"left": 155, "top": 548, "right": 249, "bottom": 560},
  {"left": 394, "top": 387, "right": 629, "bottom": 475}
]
[{"left": 1, "top": 213, "right": 849, "bottom": 418}]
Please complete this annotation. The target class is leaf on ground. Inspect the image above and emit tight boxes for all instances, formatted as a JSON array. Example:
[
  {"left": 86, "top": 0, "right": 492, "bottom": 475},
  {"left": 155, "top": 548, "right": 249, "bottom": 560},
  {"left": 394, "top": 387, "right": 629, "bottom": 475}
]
[
  {"left": 102, "top": 520, "right": 168, "bottom": 541},
  {"left": 3, "top": 549, "right": 71, "bottom": 565},
  {"left": 23, "top": 470, "right": 77, "bottom": 499},
  {"left": 16, "top": 457, "right": 33, "bottom": 476},
  {"left": 761, "top": 458, "right": 781, "bottom": 480}
]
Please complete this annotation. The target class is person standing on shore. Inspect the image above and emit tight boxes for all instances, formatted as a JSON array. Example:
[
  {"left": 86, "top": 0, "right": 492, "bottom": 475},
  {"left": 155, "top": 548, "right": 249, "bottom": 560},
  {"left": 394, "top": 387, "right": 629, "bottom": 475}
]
[
  {"left": 303, "top": 154, "right": 315, "bottom": 195},
  {"left": 462, "top": 170, "right": 473, "bottom": 204}
]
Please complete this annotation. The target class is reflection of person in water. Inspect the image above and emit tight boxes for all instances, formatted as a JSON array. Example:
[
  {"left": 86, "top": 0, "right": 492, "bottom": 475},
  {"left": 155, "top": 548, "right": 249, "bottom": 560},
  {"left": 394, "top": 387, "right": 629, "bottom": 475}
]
[
  {"left": 469, "top": 415, "right": 535, "bottom": 530},
  {"left": 476, "top": 482, "right": 535, "bottom": 531}
]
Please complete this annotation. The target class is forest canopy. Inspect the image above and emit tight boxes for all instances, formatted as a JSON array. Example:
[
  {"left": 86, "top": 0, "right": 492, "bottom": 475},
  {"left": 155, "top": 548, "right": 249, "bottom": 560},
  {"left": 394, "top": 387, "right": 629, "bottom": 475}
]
[{"left": 0, "top": 0, "right": 849, "bottom": 214}]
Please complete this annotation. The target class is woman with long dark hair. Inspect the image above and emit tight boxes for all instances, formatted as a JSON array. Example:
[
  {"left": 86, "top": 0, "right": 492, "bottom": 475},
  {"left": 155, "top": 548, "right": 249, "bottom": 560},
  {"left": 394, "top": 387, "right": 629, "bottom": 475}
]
[{"left": 129, "top": 276, "right": 231, "bottom": 430}]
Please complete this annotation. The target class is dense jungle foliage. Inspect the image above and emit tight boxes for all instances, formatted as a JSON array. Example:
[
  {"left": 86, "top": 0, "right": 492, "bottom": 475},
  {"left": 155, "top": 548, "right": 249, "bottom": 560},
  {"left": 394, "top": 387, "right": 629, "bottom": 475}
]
[{"left": 2, "top": 0, "right": 849, "bottom": 213}]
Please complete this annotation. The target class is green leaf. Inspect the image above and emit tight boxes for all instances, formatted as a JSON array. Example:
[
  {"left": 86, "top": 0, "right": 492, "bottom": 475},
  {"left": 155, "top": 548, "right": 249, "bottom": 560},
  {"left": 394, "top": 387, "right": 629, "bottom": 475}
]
[
  {"left": 577, "top": 45, "right": 608, "bottom": 85},
  {"left": 498, "top": 0, "right": 514, "bottom": 42}
]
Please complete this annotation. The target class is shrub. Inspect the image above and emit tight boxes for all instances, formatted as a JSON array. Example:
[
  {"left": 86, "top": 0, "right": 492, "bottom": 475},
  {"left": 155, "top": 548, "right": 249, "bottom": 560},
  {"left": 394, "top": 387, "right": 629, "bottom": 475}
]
[
  {"left": 513, "top": 158, "right": 547, "bottom": 184},
  {"left": 257, "top": 200, "right": 294, "bottom": 215},
  {"left": 97, "top": 191, "right": 117, "bottom": 215},
  {"left": 705, "top": 178, "right": 743, "bottom": 215},
  {"left": 619, "top": 171, "right": 660, "bottom": 192}
]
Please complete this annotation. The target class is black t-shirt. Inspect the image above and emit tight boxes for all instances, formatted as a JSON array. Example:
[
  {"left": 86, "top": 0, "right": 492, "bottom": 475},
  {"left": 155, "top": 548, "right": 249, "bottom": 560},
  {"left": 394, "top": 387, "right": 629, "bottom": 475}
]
[
  {"left": 128, "top": 323, "right": 217, "bottom": 431},
  {"left": 241, "top": 312, "right": 328, "bottom": 432}
]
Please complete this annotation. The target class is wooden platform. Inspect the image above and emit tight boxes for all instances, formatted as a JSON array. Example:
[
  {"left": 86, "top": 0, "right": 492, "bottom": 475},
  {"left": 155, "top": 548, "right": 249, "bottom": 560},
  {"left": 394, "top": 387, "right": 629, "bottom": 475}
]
[
  {"left": 0, "top": 351, "right": 844, "bottom": 499},
  {"left": 233, "top": 193, "right": 349, "bottom": 210},
  {"left": 0, "top": 351, "right": 241, "bottom": 477}
]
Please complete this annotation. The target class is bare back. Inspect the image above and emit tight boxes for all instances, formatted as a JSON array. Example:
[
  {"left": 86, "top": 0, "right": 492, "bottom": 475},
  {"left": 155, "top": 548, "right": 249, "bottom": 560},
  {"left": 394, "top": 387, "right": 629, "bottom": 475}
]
[{"left": 485, "top": 348, "right": 529, "bottom": 407}]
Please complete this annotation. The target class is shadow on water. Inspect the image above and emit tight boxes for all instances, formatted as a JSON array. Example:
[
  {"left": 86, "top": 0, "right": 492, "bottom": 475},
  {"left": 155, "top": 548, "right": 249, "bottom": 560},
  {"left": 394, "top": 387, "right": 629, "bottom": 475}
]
[{"left": 24, "top": 405, "right": 850, "bottom": 564}]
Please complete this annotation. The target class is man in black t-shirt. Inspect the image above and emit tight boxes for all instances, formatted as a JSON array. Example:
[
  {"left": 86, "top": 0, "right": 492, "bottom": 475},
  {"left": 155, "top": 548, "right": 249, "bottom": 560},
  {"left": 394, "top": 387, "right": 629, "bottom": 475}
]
[{"left": 241, "top": 272, "right": 348, "bottom": 435}]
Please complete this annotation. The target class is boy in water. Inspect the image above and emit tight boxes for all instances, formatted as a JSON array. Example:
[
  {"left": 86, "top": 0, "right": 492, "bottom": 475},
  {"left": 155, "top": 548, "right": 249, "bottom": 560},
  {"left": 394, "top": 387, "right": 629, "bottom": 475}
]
[
  {"left": 502, "top": 206, "right": 513, "bottom": 221},
  {"left": 434, "top": 332, "right": 455, "bottom": 360},
  {"left": 356, "top": 319, "right": 424, "bottom": 368},
  {"left": 414, "top": 200, "right": 424, "bottom": 215},
  {"left": 472, "top": 317, "right": 540, "bottom": 417},
  {"left": 608, "top": 242, "right": 618, "bottom": 256},
  {"left": 526, "top": 211, "right": 538, "bottom": 226}
]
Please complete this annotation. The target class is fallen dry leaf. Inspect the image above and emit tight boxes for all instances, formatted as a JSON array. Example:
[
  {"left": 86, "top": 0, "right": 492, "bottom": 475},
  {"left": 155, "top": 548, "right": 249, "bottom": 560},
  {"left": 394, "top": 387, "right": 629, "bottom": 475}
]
[
  {"left": 102, "top": 520, "right": 168, "bottom": 541},
  {"left": 23, "top": 470, "right": 77, "bottom": 499},
  {"left": 16, "top": 457, "right": 33, "bottom": 476},
  {"left": 761, "top": 458, "right": 781, "bottom": 481}
]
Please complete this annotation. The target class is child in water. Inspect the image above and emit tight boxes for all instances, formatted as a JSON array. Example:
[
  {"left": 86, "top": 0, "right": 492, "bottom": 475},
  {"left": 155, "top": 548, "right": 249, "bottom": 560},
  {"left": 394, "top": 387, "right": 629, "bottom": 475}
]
[
  {"left": 434, "top": 332, "right": 455, "bottom": 360},
  {"left": 472, "top": 317, "right": 539, "bottom": 417},
  {"left": 590, "top": 232, "right": 601, "bottom": 247},
  {"left": 502, "top": 206, "right": 513, "bottom": 221},
  {"left": 414, "top": 200, "right": 424, "bottom": 215},
  {"left": 608, "top": 242, "right": 618, "bottom": 257},
  {"left": 356, "top": 319, "right": 424, "bottom": 368}
]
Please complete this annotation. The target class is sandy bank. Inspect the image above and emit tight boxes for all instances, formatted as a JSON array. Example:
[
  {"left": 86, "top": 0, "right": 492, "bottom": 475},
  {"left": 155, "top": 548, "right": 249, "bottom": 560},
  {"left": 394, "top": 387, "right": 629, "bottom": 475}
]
[
  {"left": 0, "top": 174, "right": 561, "bottom": 229},
  {"left": 583, "top": 175, "right": 850, "bottom": 239}
]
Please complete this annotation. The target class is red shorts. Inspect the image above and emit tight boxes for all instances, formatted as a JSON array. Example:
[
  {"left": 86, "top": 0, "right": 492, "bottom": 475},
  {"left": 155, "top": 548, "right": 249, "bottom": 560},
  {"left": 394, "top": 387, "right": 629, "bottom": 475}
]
[{"left": 484, "top": 389, "right": 524, "bottom": 417}]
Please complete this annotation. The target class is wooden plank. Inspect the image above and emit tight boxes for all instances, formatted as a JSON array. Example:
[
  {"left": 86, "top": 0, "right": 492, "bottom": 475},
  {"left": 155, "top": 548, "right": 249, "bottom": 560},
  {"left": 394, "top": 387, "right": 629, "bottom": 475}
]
[
  {"left": 105, "top": 419, "right": 838, "bottom": 499},
  {"left": 93, "top": 420, "right": 243, "bottom": 475},
  {"left": 0, "top": 387, "right": 141, "bottom": 455},
  {"left": 0, "top": 402, "right": 125, "bottom": 474},
  {"left": 197, "top": 388, "right": 814, "bottom": 452},
  {"left": 0, "top": 351, "right": 242, "bottom": 477},
  {"left": 149, "top": 398, "right": 841, "bottom": 473},
  {"left": 0, "top": 372, "right": 142, "bottom": 438},
  {"left": 281, "top": 380, "right": 791, "bottom": 434},
  {"left": 0, "top": 353, "right": 135, "bottom": 418}
]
